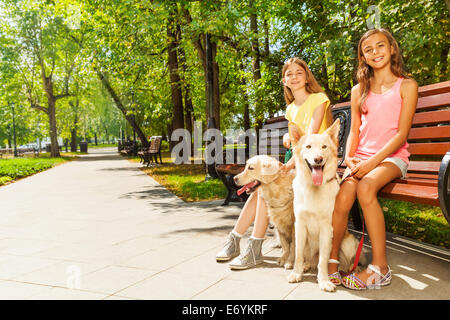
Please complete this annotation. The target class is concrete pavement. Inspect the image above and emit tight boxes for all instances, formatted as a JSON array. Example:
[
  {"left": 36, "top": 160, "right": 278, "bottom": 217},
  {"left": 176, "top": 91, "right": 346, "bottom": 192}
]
[{"left": 0, "top": 148, "right": 448, "bottom": 300}]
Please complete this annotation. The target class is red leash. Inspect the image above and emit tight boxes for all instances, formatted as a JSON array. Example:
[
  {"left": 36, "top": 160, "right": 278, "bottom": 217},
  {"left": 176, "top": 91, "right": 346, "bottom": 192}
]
[{"left": 349, "top": 218, "right": 365, "bottom": 273}]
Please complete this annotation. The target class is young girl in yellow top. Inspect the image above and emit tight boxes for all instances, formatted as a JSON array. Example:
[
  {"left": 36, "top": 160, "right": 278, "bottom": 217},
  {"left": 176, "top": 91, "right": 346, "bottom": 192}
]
[
  {"left": 215, "top": 57, "right": 332, "bottom": 270},
  {"left": 328, "top": 29, "right": 418, "bottom": 290}
]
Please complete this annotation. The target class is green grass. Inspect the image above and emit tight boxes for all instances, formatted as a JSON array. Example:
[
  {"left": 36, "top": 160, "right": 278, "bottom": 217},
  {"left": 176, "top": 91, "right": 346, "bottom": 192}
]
[
  {"left": 380, "top": 199, "right": 450, "bottom": 248},
  {"left": 0, "top": 155, "right": 73, "bottom": 186},
  {"left": 136, "top": 153, "right": 227, "bottom": 201},
  {"left": 88, "top": 143, "right": 117, "bottom": 149}
]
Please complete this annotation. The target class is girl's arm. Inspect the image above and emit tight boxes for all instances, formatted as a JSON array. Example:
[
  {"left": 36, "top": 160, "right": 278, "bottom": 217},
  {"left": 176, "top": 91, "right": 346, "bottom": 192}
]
[
  {"left": 345, "top": 85, "right": 363, "bottom": 170},
  {"left": 352, "top": 79, "right": 418, "bottom": 178},
  {"left": 280, "top": 102, "right": 327, "bottom": 172},
  {"left": 308, "top": 102, "right": 327, "bottom": 134}
]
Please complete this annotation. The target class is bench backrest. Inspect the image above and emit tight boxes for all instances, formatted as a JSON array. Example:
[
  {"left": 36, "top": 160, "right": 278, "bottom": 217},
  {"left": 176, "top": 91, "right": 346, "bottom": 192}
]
[
  {"left": 258, "top": 116, "right": 289, "bottom": 163},
  {"left": 149, "top": 136, "right": 162, "bottom": 152},
  {"left": 331, "top": 80, "right": 450, "bottom": 177}
]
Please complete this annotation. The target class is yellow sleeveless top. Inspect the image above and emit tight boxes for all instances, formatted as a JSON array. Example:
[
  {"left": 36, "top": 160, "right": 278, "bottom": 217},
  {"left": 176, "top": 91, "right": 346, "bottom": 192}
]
[{"left": 285, "top": 92, "right": 331, "bottom": 133}]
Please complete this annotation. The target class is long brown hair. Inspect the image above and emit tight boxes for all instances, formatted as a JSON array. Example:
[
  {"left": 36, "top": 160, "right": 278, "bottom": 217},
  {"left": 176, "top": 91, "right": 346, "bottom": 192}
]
[
  {"left": 282, "top": 57, "right": 324, "bottom": 105},
  {"left": 356, "top": 28, "right": 408, "bottom": 113}
]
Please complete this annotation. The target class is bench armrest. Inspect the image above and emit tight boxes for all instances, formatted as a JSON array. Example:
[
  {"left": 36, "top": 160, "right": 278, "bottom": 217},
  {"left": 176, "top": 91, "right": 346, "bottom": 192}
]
[{"left": 438, "top": 150, "right": 450, "bottom": 224}]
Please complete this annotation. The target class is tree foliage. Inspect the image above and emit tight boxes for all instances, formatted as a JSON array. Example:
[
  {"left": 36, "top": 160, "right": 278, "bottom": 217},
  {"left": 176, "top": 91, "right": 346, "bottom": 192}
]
[{"left": 0, "top": 0, "right": 448, "bottom": 151}]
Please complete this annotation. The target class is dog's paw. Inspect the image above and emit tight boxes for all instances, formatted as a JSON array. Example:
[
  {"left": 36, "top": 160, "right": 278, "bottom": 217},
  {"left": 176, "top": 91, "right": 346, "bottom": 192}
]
[
  {"left": 284, "top": 262, "right": 293, "bottom": 269},
  {"left": 319, "top": 280, "right": 336, "bottom": 292},
  {"left": 287, "top": 272, "right": 302, "bottom": 283},
  {"left": 277, "top": 257, "right": 286, "bottom": 266}
]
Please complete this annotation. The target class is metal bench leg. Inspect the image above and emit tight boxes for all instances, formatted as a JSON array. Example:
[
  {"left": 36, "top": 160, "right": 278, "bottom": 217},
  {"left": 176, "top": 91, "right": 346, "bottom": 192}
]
[
  {"left": 438, "top": 150, "right": 450, "bottom": 224},
  {"left": 350, "top": 200, "right": 363, "bottom": 231},
  {"left": 216, "top": 170, "right": 234, "bottom": 206}
]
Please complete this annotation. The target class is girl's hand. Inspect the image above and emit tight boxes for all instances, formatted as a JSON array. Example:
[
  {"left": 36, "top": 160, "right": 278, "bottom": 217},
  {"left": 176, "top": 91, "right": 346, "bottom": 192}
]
[
  {"left": 279, "top": 163, "right": 289, "bottom": 174},
  {"left": 345, "top": 157, "right": 361, "bottom": 171},
  {"left": 279, "top": 158, "right": 295, "bottom": 174},
  {"left": 351, "top": 158, "right": 378, "bottom": 179},
  {"left": 283, "top": 133, "right": 291, "bottom": 149}
]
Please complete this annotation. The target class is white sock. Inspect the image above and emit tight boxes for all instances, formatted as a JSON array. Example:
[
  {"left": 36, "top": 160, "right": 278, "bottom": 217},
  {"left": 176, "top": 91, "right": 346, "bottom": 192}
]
[{"left": 231, "top": 230, "right": 243, "bottom": 238}]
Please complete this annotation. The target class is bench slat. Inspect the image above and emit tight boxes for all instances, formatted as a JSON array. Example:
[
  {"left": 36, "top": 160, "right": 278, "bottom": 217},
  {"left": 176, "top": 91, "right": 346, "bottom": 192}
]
[
  {"left": 416, "top": 92, "right": 450, "bottom": 111},
  {"left": 379, "top": 183, "right": 439, "bottom": 206},
  {"left": 407, "top": 142, "right": 450, "bottom": 156},
  {"left": 406, "top": 172, "right": 438, "bottom": 180},
  {"left": 392, "top": 177, "right": 438, "bottom": 187},
  {"left": 412, "top": 109, "right": 450, "bottom": 126},
  {"left": 407, "top": 161, "right": 441, "bottom": 173},
  {"left": 262, "top": 120, "right": 289, "bottom": 130},
  {"left": 408, "top": 126, "right": 450, "bottom": 140},
  {"left": 418, "top": 80, "right": 450, "bottom": 97}
]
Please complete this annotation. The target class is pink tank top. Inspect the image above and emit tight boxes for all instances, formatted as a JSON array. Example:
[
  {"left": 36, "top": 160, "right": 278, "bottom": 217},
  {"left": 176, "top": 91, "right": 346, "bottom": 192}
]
[{"left": 354, "top": 77, "right": 410, "bottom": 164}]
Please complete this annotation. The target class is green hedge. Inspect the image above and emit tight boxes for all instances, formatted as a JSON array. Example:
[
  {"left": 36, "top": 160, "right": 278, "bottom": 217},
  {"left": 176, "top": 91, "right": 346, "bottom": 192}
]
[{"left": 0, "top": 158, "right": 67, "bottom": 184}]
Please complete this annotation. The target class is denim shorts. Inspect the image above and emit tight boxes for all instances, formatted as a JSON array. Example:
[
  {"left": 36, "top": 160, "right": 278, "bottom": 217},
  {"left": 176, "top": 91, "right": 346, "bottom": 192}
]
[{"left": 382, "top": 157, "right": 408, "bottom": 179}]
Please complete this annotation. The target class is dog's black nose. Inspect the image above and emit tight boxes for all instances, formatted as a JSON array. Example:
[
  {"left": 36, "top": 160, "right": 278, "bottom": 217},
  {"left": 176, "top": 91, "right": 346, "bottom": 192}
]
[{"left": 314, "top": 156, "right": 323, "bottom": 164}]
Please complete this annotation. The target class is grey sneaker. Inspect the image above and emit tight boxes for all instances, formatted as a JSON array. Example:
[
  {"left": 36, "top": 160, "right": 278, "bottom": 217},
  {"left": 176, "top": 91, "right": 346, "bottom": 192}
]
[
  {"left": 216, "top": 232, "right": 241, "bottom": 262},
  {"left": 229, "top": 237, "right": 264, "bottom": 270}
]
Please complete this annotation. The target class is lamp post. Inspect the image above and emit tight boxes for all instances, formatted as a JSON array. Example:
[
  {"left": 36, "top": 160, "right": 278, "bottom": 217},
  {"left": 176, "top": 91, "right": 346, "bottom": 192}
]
[{"left": 11, "top": 103, "right": 17, "bottom": 157}]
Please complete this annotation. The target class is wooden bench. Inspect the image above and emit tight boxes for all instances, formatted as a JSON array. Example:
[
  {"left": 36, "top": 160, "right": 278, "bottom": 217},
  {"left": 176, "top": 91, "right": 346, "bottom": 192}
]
[
  {"left": 332, "top": 80, "right": 450, "bottom": 227},
  {"left": 0, "top": 148, "right": 13, "bottom": 158},
  {"left": 119, "top": 141, "right": 136, "bottom": 156},
  {"left": 138, "top": 136, "right": 162, "bottom": 166},
  {"left": 17, "top": 148, "right": 39, "bottom": 157},
  {"left": 215, "top": 116, "right": 289, "bottom": 205}
]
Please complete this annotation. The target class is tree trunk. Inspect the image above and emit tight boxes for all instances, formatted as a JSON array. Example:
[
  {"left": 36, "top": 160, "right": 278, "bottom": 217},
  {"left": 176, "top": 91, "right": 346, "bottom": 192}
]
[
  {"left": 211, "top": 41, "right": 220, "bottom": 131},
  {"left": 167, "top": 5, "right": 185, "bottom": 150},
  {"left": 69, "top": 100, "right": 78, "bottom": 152},
  {"left": 177, "top": 25, "right": 194, "bottom": 137},
  {"left": 439, "top": 43, "right": 449, "bottom": 82},
  {"left": 97, "top": 71, "right": 149, "bottom": 148},
  {"left": 182, "top": 8, "right": 220, "bottom": 130}
]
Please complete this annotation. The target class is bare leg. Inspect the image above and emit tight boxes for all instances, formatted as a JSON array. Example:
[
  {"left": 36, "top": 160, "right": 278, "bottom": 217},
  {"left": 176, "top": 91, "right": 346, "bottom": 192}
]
[
  {"left": 251, "top": 193, "right": 269, "bottom": 238},
  {"left": 328, "top": 178, "right": 358, "bottom": 276},
  {"left": 233, "top": 192, "right": 258, "bottom": 235},
  {"left": 353, "top": 162, "right": 401, "bottom": 282}
]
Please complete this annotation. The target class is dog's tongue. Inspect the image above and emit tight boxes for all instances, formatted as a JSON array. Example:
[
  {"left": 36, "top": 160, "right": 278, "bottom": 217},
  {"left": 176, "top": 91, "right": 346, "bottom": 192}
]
[
  {"left": 237, "top": 180, "right": 259, "bottom": 196},
  {"left": 312, "top": 166, "right": 323, "bottom": 186}
]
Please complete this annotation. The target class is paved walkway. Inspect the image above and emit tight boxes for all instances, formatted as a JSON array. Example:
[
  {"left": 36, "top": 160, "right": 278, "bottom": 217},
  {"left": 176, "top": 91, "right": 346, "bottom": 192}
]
[{"left": 0, "top": 148, "right": 448, "bottom": 300}]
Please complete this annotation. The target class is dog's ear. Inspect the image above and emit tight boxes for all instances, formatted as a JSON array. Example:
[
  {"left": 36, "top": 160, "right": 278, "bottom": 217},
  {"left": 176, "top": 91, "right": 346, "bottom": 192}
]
[
  {"left": 325, "top": 118, "right": 340, "bottom": 145},
  {"left": 288, "top": 122, "right": 304, "bottom": 145}
]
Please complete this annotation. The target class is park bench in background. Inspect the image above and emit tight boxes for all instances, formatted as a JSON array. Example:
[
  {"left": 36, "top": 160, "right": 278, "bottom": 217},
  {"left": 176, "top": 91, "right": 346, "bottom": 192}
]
[
  {"left": 119, "top": 141, "right": 136, "bottom": 156},
  {"left": 0, "top": 148, "right": 38, "bottom": 158},
  {"left": 0, "top": 148, "right": 13, "bottom": 158},
  {"left": 17, "top": 148, "right": 39, "bottom": 157},
  {"left": 215, "top": 116, "right": 289, "bottom": 206},
  {"left": 138, "top": 136, "right": 163, "bottom": 166},
  {"left": 332, "top": 80, "right": 450, "bottom": 227}
]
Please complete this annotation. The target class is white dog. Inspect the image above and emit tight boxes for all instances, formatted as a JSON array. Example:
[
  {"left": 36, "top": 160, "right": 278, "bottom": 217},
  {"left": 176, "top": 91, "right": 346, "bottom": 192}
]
[{"left": 287, "top": 119, "right": 360, "bottom": 292}]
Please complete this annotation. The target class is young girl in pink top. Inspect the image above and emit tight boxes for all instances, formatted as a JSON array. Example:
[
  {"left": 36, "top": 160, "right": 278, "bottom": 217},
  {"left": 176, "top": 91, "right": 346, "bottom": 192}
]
[{"left": 328, "top": 28, "right": 418, "bottom": 290}]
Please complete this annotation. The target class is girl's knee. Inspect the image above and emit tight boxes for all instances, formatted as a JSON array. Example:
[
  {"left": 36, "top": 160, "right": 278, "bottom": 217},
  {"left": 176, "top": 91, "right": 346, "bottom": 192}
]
[{"left": 356, "top": 179, "right": 377, "bottom": 206}]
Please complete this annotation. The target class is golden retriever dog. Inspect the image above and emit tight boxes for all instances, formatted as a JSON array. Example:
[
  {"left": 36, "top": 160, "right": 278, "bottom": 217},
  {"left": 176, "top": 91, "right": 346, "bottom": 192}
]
[
  {"left": 287, "top": 119, "right": 360, "bottom": 292},
  {"left": 234, "top": 155, "right": 296, "bottom": 269}
]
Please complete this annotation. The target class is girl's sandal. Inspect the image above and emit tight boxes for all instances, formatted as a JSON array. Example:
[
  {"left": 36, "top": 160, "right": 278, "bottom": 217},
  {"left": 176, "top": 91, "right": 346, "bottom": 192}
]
[
  {"left": 342, "top": 264, "right": 392, "bottom": 290},
  {"left": 328, "top": 259, "right": 342, "bottom": 286}
]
